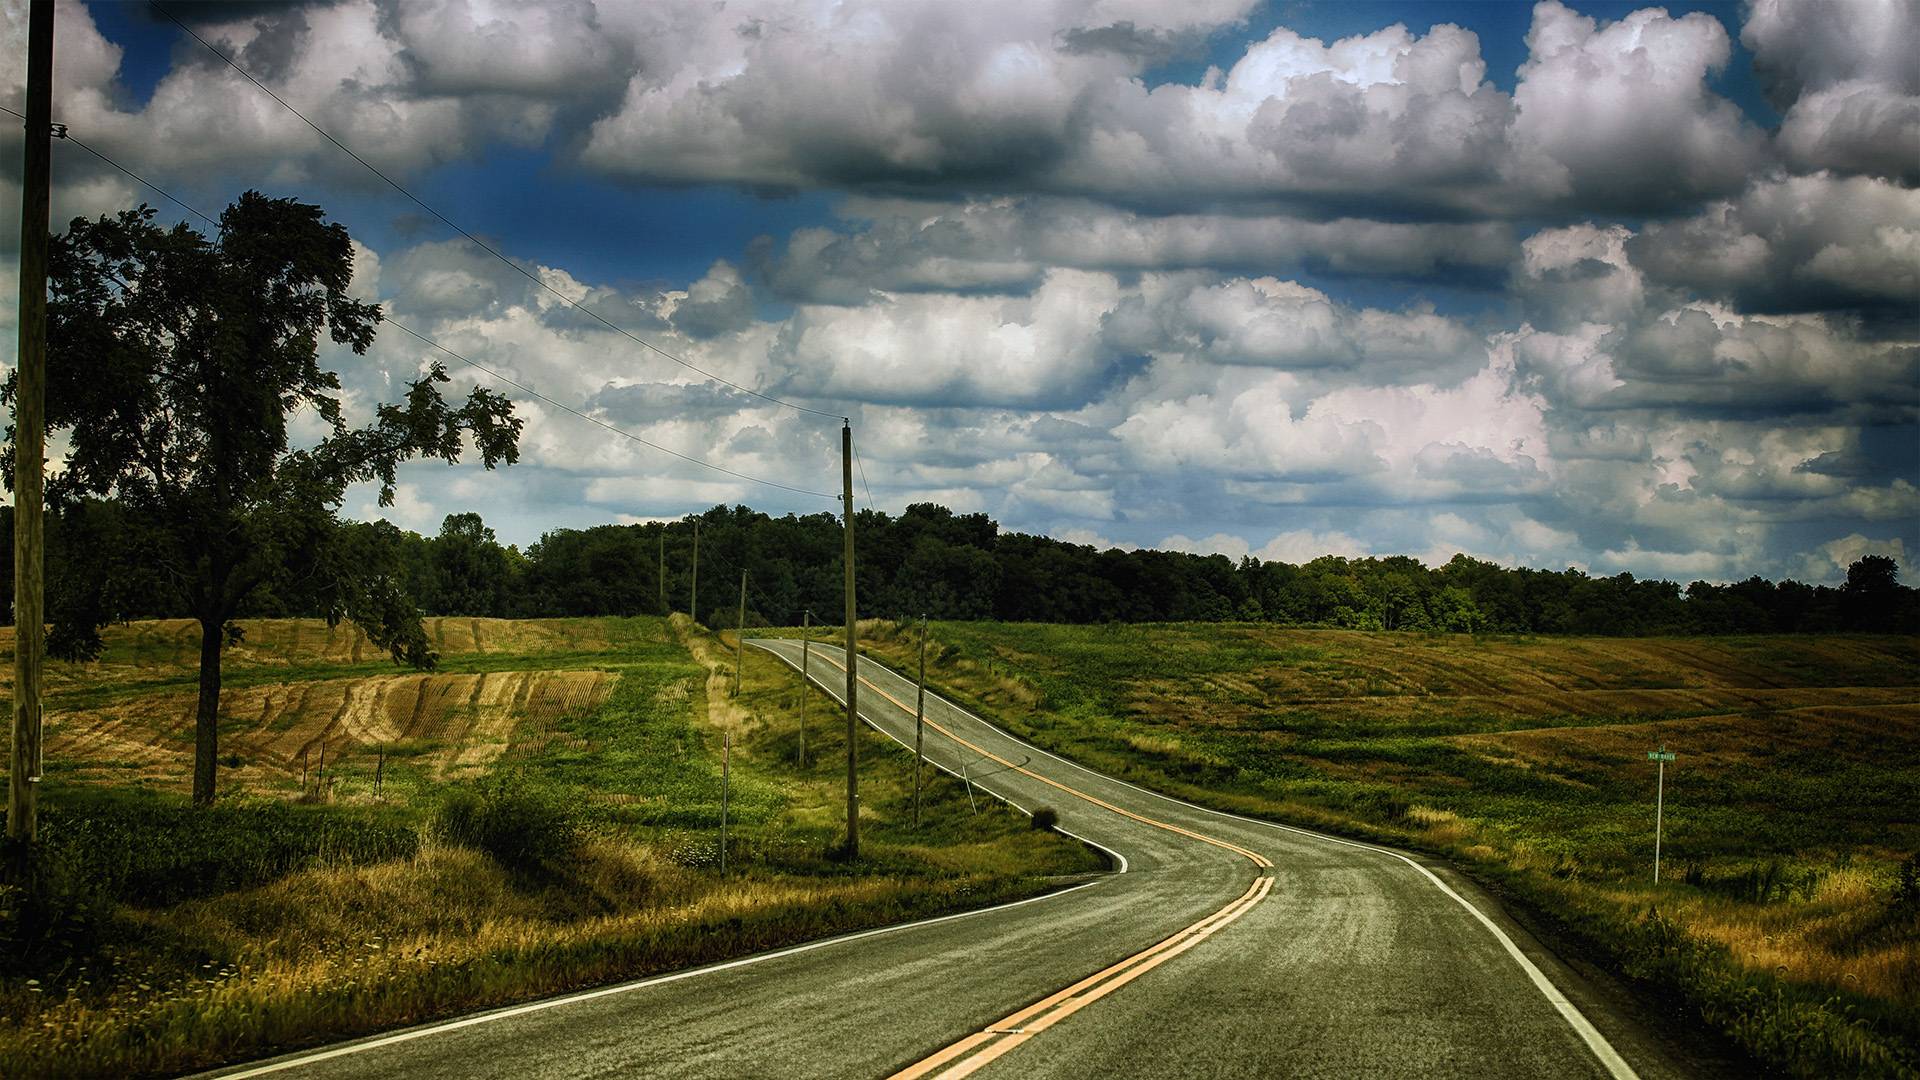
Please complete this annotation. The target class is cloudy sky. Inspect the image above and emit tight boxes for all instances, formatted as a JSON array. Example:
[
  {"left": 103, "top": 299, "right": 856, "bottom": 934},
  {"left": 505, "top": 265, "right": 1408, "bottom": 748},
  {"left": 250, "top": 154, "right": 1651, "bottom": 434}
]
[{"left": 1, "top": 0, "right": 1915, "bottom": 583}]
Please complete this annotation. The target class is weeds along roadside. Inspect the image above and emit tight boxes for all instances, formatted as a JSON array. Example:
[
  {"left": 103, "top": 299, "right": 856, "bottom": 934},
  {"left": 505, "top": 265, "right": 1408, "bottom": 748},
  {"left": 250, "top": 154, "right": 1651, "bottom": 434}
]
[
  {"left": 0, "top": 615, "right": 1101, "bottom": 1078},
  {"left": 828, "top": 618, "right": 1920, "bottom": 1080}
]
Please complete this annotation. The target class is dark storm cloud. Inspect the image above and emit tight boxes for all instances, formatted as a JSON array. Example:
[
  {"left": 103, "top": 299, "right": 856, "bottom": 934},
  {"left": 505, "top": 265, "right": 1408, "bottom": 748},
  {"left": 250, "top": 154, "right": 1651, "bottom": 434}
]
[{"left": 585, "top": 382, "right": 756, "bottom": 427}]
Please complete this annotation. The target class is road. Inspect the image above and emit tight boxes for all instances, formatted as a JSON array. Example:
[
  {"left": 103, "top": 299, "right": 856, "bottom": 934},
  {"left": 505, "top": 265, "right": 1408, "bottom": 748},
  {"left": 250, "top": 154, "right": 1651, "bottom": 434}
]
[{"left": 211, "top": 640, "right": 1696, "bottom": 1080}]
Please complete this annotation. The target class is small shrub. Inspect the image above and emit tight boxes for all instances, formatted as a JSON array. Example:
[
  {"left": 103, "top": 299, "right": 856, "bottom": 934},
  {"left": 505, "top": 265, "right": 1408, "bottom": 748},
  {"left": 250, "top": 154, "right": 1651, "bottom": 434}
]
[
  {"left": 1030, "top": 807, "right": 1059, "bottom": 832},
  {"left": 1891, "top": 855, "right": 1920, "bottom": 921},
  {"left": 438, "top": 776, "right": 579, "bottom": 872},
  {"left": 0, "top": 842, "right": 114, "bottom": 974}
]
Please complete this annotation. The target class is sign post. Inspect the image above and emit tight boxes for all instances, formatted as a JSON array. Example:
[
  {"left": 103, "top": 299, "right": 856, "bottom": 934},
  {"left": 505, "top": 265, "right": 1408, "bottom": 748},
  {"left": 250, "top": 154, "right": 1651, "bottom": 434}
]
[{"left": 1647, "top": 746, "right": 1675, "bottom": 883}]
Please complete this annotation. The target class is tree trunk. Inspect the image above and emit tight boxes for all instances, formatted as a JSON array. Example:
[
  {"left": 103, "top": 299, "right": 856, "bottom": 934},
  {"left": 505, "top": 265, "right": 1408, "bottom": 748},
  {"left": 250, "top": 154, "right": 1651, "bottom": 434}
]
[{"left": 192, "top": 617, "right": 223, "bottom": 805}]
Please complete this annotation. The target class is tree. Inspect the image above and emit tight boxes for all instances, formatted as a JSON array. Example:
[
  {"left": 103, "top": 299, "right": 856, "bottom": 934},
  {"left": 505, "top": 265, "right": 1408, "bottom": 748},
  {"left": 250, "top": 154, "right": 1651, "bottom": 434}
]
[
  {"left": 430, "top": 512, "right": 515, "bottom": 616},
  {"left": 8, "top": 194, "right": 521, "bottom": 804}
]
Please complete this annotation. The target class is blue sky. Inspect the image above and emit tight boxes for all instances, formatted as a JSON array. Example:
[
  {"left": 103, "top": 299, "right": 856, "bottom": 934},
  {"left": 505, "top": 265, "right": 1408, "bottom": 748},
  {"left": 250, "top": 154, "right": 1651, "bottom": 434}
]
[{"left": 3, "top": 0, "right": 1915, "bottom": 583}]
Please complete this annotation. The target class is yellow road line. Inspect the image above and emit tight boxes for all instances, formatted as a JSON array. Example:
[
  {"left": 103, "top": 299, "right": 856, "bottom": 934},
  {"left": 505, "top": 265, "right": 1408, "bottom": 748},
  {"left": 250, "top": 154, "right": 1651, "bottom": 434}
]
[
  {"left": 806, "top": 649, "right": 1272, "bottom": 869},
  {"left": 893, "top": 876, "right": 1276, "bottom": 1080},
  {"left": 773, "top": 644, "right": 1280, "bottom": 1078}
]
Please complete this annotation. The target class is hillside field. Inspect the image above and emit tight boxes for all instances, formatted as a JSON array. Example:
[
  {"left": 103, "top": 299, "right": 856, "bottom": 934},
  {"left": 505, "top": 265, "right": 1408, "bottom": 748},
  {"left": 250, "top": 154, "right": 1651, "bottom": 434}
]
[
  {"left": 835, "top": 621, "right": 1920, "bottom": 1078},
  {"left": 0, "top": 616, "right": 1099, "bottom": 1077}
]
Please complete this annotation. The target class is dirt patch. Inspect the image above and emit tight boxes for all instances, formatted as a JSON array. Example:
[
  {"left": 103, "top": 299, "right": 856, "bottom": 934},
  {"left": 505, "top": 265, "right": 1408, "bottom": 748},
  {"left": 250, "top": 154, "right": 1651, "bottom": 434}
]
[
  {"left": 45, "top": 669, "right": 617, "bottom": 790},
  {"left": 1449, "top": 701, "right": 1920, "bottom": 776}
]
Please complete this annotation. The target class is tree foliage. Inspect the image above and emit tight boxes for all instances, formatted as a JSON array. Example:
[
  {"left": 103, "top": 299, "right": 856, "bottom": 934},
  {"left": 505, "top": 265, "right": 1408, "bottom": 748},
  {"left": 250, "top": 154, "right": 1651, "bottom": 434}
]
[
  {"left": 6, "top": 194, "right": 521, "bottom": 803},
  {"left": 29, "top": 500, "right": 1913, "bottom": 638}
]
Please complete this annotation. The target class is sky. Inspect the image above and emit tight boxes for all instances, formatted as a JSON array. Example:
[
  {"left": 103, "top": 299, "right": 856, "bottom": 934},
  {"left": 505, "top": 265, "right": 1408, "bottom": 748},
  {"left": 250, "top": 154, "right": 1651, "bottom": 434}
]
[{"left": 0, "top": 0, "right": 1915, "bottom": 584}]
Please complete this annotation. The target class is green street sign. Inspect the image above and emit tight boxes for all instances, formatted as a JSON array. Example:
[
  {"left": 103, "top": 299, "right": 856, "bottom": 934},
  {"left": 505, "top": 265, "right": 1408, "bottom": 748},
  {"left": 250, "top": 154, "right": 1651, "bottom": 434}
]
[{"left": 1648, "top": 749, "right": 1675, "bottom": 762}]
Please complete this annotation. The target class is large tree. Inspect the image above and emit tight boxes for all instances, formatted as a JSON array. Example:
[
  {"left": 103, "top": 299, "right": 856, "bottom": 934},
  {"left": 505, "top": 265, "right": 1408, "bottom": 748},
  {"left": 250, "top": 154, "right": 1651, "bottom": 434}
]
[{"left": 5, "top": 193, "right": 522, "bottom": 804}]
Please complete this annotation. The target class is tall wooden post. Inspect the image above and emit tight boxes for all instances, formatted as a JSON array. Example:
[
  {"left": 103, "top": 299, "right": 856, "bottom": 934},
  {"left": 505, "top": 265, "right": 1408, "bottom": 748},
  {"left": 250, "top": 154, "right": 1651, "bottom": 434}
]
[
  {"left": 798, "top": 610, "right": 809, "bottom": 768},
  {"left": 842, "top": 421, "right": 859, "bottom": 858},
  {"left": 733, "top": 570, "right": 746, "bottom": 696},
  {"left": 658, "top": 527, "right": 666, "bottom": 614},
  {"left": 9, "top": 0, "right": 53, "bottom": 851},
  {"left": 690, "top": 519, "right": 700, "bottom": 625},
  {"left": 913, "top": 614, "right": 928, "bottom": 828}
]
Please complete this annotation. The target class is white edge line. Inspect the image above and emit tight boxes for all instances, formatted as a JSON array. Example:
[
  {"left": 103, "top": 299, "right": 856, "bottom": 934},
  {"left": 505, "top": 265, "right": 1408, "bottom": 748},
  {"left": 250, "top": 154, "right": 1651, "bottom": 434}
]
[
  {"left": 750, "top": 641, "right": 1128, "bottom": 875},
  {"left": 209, "top": 642, "right": 1125, "bottom": 1080},
  {"left": 215, "top": 879, "right": 1103, "bottom": 1079},
  {"left": 759, "top": 638, "right": 1637, "bottom": 1080}
]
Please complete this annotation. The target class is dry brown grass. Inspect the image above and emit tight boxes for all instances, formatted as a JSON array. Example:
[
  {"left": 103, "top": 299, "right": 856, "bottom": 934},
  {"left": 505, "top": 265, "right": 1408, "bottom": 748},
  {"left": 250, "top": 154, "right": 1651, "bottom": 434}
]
[
  {"left": 841, "top": 620, "right": 1920, "bottom": 1075},
  {"left": 46, "top": 669, "right": 616, "bottom": 792}
]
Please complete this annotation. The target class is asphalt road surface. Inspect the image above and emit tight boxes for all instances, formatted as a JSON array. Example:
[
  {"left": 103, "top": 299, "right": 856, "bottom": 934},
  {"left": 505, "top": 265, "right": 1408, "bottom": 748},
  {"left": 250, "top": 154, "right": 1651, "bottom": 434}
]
[{"left": 209, "top": 640, "right": 1702, "bottom": 1080}]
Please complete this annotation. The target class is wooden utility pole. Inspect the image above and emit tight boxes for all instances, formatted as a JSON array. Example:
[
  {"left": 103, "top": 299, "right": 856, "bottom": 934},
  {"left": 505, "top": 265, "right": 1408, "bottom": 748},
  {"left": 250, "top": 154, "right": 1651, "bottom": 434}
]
[
  {"left": 913, "top": 614, "right": 928, "bottom": 828},
  {"left": 658, "top": 527, "right": 666, "bottom": 613},
  {"left": 732, "top": 570, "right": 746, "bottom": 696},
  {"left": 841, "top": 421, "right": 859, "bottom": 858},
  {"left": 690, "top": 519, "right": 700, "bottom": 625},
  {"left": 9, "top": 0, "right": 53, "bottom": 852},
  {"left": 798, "top": 610, "right": 810, "bottom": 768}
]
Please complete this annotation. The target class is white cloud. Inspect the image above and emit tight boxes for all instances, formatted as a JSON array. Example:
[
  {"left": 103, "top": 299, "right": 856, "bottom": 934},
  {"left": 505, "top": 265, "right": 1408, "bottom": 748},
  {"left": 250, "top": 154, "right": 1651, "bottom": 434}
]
[
  {"left": 1160, "top": 532, "right": 1251, "bottom": 559},
  {"left": 1742, "top": 0, "right": 1920, "bottom": 182},
  {"left": 1505, "top": 2, "right": 1763, "bottom": 211},
  {"left": 1255, "top": 529, "right": 1370, "bottom": 564}
]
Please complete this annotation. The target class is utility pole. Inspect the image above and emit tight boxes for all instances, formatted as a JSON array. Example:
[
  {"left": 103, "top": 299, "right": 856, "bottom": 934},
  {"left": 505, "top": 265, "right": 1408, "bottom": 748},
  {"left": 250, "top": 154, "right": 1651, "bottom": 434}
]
[
  {"left": 658, "top": 527, "right": 666, "bottom": 614},
  {"left": 690, "top": 518, "right": 700, "bottom": 625},
  {"left": 732, "top": 570, "right": 746, "bottom": 697},
  {"left": 913, "top": 614, "right": 928, "bottom": 828},
  {"left": 798, "top": 610, "right": 810, "bottom": 768},
  {"left": 1649, "top": 745, "right": 1675, "bottom": 883},
  {"left": 841, "top": 421, "right": 859, "bottom": 858},
  {"left": 9, "top": 0, "right": 53, "bottom": 853}
]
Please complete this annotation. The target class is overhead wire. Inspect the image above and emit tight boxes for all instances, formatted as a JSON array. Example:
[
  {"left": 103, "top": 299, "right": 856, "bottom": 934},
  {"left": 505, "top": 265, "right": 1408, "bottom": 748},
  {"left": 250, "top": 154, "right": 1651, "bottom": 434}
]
[
  {"left": 850, "top": 428, "right": 876, "bottom": 512},
  {"left": 14, "top": 106, "right": 837, "bottom": 503},
  {"left": 147, "top": 0, "right": 848, "bottom": 423}
]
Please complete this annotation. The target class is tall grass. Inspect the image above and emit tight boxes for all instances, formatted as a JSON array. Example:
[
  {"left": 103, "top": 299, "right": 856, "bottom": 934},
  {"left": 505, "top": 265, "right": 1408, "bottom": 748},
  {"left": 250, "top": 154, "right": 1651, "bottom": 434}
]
[
  {"left": 0, "top": 615, "right": 1102, "bottom": 1078},
  {"left": 845, "top": 619, "right": 1920, "bottom": 1078}
]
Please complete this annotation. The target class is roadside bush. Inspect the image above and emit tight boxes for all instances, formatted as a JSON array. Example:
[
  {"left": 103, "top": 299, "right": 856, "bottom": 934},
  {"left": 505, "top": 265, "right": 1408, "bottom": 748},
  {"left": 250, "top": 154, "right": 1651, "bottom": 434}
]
[
  {"left": 1891, "top": 855, "right": 1920, "bottom": 921},
  {"left": 0, "top": 842, "right": 113, "bottom": 975},
  {"left": 438, "top": 776, "right": 579, "bottom": 872},
  {"left": 13, "top": 790, "right": 417, "bottom": 908},
  {"left": 1030, "top": 807, "right": 1059, "bottom": 832}
]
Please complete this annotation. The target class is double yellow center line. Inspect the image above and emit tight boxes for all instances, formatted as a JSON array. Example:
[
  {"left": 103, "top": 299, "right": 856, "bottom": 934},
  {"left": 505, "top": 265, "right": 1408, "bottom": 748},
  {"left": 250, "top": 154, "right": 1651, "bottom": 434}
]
[
  {"left": 890, "top": 875, "right": 1274, "bottom": 1079},
  {"left": 791, "top": 646, "right": 1275, "bottom": 1078}
]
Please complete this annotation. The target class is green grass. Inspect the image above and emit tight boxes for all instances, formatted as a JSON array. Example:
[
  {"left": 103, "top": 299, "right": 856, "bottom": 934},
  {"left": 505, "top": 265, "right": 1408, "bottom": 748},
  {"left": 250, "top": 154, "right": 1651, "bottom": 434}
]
[
  {"left": 0, "top": 615, "right": 1102, "bottom": 1078},
  {"left": 837, "top": 619, "right": 1920, "bottom": 1079}
]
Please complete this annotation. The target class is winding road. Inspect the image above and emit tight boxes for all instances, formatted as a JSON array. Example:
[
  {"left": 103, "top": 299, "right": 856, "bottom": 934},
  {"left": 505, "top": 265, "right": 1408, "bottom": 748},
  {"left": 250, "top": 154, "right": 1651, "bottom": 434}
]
[{"left": 210, "top": 640, "right": 1698, "bottom": 1079}]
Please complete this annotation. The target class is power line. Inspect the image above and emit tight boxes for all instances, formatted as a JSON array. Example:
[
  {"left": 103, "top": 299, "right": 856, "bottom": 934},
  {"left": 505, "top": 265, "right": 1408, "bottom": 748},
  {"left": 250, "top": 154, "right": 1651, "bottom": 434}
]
[
  {"left": 16, "top": 108, "right": 837, "bottom": 503},
  {"left": 851, "top": 428, "right": 876, "bottom": 512},
  {"left": 147, "top": 1, "right": 847, "bottom": 423}
]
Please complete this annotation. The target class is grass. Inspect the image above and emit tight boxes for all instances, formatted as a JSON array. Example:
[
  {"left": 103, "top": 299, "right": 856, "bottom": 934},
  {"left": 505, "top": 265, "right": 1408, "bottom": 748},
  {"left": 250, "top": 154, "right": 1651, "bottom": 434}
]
[
  {"left": 831, "top": 619, "right": 1920, "bottom": 1079},
  {"left": 0, "top": 615, "right": 1101, "bottom": 1078}
]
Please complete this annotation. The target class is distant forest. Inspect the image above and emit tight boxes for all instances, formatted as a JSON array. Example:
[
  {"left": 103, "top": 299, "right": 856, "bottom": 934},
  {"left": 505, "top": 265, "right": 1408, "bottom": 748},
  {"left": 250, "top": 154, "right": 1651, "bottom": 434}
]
[{"left": 8, "top": 502, "right": 1917, "bottom": 637}]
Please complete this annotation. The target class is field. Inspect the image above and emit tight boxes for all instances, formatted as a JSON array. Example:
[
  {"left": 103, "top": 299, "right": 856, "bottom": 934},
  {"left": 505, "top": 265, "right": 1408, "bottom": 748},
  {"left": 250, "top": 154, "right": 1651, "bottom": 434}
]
[
  {"left": 0, "top": 616, "right": 1101, "bottom": 1078},
  {"left": 840, "top": 621, "right": 1920, "bottom": 1079}
]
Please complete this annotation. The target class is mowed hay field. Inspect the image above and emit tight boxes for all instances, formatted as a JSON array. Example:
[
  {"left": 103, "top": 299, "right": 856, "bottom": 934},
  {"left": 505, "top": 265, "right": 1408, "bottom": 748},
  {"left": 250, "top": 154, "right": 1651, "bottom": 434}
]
[
  {"left": 0, "top": 616, "right": 1099, "bottom": 1078},
  {"left": 842, "top": 621, "right": 1920, "bottom": 1078},
  {"left": 2, "top": 617, "right": 631, "bottom": 796}
]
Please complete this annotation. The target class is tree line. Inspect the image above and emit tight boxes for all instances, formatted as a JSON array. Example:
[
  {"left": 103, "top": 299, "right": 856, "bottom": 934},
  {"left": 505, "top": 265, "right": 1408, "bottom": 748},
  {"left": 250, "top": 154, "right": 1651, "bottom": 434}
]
[{"left": 15, "top": 501, "right": 1916, "bottom": 637}]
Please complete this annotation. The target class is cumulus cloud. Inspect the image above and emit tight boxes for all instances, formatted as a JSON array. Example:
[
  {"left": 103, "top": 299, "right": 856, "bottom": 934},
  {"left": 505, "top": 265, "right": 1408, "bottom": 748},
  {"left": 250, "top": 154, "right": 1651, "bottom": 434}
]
[
  {"left": 577, "top": 0, "right": 1764, "bottom": 218},
  {"left": 756, "top": 197, "right": 1515, "bottom": 304},
  {"left": 1505, "top": 2, "right": 1763, "bottom": 211},
  {"left": 0, "top": 0, "right": 629, "bottom": 200},
  {"left": 1160, "top": 532, "right": 1251, "bottom": 559},
  {"left": 1629, "top": 174, "right": 1920, "bottom": 325},
  {"left": 1255, "top": 528, "right": 1370, "bottom": 563},
  {"left": 1742, "top": 0, "right": 1920, "bottom": 183}
]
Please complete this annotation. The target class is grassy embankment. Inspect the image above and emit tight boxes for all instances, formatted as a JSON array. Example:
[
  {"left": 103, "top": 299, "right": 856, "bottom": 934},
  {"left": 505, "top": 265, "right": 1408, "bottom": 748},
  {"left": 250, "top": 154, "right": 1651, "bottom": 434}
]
[
  {"left": 0, "top": 615, "right": 1101, "bottom": 1078},
  {"left": 838, "top": 620, "right": 1920, "bottom": 1079}
]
